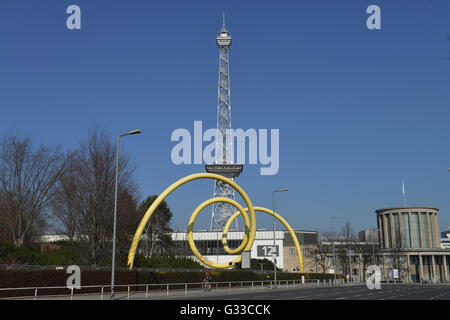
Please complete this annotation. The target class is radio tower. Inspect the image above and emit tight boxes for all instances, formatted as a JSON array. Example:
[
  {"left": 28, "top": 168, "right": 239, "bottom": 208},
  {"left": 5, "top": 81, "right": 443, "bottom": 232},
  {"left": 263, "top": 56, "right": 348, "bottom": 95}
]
[{"left": 206, "top": 12, "right": 243, "bottom": 231}]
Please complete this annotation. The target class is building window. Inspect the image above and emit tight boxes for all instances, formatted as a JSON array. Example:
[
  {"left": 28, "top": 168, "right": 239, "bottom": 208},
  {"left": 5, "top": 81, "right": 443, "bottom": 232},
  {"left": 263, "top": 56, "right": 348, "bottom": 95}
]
[
  {"left": 401, "top": 212, "right": 410, "bottom": 248},
  {"left": 393, "top": 213, "right": 401, "bottom": 247},
  {"left": 410, "top": 212, "right": 420, "bottom": 248},
  {"left": 387, "top": 215, "right": 392, "bottom": 248},
  {"left": 420, "top": 213, "right": 429, "bottom": 248},
  {"left": 289, "top": 248, "right": 296, "bottom": 256},
  {"left": 435, "top": 256, "right": 442, "bottom": 265},
  {"left": 429, "top": 213, "right": 435, "bottom": 247}
]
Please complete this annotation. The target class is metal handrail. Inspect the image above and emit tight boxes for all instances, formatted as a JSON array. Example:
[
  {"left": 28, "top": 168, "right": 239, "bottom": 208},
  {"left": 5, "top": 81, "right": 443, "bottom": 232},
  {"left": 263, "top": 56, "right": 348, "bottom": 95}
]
[{"left": 0, "top": 278, "right": 337, "bottom": 299}]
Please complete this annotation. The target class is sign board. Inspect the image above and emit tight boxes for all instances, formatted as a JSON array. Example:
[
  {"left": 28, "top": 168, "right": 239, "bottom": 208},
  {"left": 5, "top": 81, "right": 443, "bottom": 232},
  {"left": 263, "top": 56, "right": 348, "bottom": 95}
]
[
  {"left": 257, "top": 245, "right": 279, "bottom": 257},
  {"left": 346, "top": 250, "right": 354, "bottom": 256},
  {"left": 241, "top": 251, "right": 251, "bottom": 269},
  {"left": 392, "top": 269, "right": 399, "bottom": 279}
]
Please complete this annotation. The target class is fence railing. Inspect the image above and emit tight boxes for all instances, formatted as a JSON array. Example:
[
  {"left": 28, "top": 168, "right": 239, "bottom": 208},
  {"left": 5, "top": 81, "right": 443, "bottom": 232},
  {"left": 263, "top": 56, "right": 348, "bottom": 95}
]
[{"left": 0, "top": 278, "right": 352, "bottom": 300}]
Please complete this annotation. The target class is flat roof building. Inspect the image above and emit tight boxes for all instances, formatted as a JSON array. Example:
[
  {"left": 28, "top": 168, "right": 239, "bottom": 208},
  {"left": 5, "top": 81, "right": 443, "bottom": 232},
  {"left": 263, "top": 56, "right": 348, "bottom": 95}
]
[
  {"left": 375, "top": 207, "right": 450, "bottom": 283},
  {"left": 167, "top": 229, "right": 318, "bottom": 272},
  {"left": 376, "top": 207, "right": 440, "bottom": 249}
]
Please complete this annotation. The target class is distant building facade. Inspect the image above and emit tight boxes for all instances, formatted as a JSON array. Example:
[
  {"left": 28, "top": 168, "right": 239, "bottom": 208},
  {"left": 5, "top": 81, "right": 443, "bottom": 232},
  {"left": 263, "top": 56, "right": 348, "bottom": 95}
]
[
  {"left": 168, "top": 229, "right": 318, "bottom": 272},
  {"left": 358, "top": 229, "right": 378, "bottom": 243},
  {"left": 441, "top": 231, "right": 450, "bottom": 250},
  {"left": 375, "top": 207, "right": 450, "bottom": 283}
]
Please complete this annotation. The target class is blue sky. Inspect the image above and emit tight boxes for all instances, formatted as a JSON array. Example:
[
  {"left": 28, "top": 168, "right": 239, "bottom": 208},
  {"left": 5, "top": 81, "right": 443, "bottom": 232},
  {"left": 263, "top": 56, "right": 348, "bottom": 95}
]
[{"left": 0, "top": 0, "right": 449, "bottom": 235}]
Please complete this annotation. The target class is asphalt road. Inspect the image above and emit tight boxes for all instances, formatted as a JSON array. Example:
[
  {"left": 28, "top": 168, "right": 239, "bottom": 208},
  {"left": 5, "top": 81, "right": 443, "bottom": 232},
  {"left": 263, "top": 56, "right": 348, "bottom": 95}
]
[{"left": 165, "top": 284, "right": 450, "bottom": 300}]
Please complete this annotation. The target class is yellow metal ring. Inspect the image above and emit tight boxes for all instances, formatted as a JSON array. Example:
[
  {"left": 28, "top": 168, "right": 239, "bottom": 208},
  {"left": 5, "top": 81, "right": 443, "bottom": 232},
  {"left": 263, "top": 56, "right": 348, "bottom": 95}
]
[
  {"left": 127, "top": 172, "right": 305, "bottom": 274},
  {"left": 223, "top": 206, "right": 304, "bottom": 273},
  {"left": 187, "top": 197, "right": 251, "bottom": 269},
  {"left": 127, "top": 173, "right": 256, "bottom": 270}
]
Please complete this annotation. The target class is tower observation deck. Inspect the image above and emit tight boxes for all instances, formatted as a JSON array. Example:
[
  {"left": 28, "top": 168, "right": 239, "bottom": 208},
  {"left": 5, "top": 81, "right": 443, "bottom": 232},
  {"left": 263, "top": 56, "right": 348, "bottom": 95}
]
[{"left": 207, "top": 13, "right": 243, "bottom": 231}]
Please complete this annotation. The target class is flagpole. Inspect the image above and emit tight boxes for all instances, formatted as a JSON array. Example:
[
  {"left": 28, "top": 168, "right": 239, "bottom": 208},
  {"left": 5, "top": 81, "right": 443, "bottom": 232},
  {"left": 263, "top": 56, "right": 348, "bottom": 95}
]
[{"left": 402, "top": 181, "right": 406, "bottom": 207}]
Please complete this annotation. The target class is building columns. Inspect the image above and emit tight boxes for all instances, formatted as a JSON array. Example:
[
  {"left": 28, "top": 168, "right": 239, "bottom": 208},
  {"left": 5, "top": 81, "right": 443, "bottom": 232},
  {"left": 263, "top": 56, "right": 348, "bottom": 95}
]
[
  {"left": 390, "top": 213, "right": 396, "bottom": 248},
  {"left": 408, "top": 212, "right": 413, "bottom": 248},
  {"left": 385, "top": 214, "right": 390, "bottom": 248},
  {"left": 406, "top": 253, "right": 411, "bottom": 283},
  {"left": 431, "top": 254, "right": 436, "bottom": 283},
  {"left": 443, "top": 255, "right": 449, "bottom": 283},
  {"left": 434, "top": 214, "right": 440, "bottom": 249},
  {"left": 419, "top": 253, "right": 424, "bottom": 283},
  {"left": 427, "top": 213, "right": 433, "bottom": 248},
  {"left": 377, "top": 215, "right": 383, "bottom": 248}
]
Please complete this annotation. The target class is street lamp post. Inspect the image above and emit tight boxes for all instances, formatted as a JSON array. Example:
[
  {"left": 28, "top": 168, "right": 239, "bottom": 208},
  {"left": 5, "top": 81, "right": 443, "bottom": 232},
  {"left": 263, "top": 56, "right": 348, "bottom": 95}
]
[
  {"left": 111, "top": 129, "right": 142, "bottom": 300},
  {"left": 272, "top": 189, "right": 288, "bottom": 289},
  {"left": 331, "top": 216, "right": 343, "bottom": 284},
  {"left": 372, "top": 227, "right": 380, "bottom": 265}
]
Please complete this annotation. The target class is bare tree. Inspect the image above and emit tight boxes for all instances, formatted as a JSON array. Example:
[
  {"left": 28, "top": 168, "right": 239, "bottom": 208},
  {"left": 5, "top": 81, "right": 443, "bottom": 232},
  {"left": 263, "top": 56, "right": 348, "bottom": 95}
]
[
  {"left": 354, "top": 242, "right": 379, "bottom": 281},
  {"left": 308, "top": 241, "right": 333, "bottom": 274},
  {"left": 51, "top": 129, "right": 137, "bottom": 266},
  {"left": 0, "top": 132, "right": 66, "bottom": 246},
  {"left": 340, "top": 221, "right": 354, "bottom": 241},
  {"left": 335, "top": 221, "right": 356, "bottom": 277},
  {"left": 50, "top": 155, "right": 78, "bottom": 240},
  {"left": 387, "top": 234, "right": 409, "bottom": 281},
  {"left": 358, "top": 229, "right": 381, "bottom": 281}
]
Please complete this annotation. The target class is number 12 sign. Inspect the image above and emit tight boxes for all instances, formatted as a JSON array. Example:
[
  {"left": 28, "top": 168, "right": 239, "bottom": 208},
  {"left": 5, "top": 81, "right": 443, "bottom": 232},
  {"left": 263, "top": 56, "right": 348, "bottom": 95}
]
[{"left": 257, "top": 245, "right": 279, "bottom": 257}]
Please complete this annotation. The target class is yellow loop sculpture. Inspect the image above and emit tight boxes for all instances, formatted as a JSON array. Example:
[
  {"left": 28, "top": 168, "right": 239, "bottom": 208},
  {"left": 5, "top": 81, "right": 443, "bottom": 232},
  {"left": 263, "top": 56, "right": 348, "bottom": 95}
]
[
  {"left": 127, "top": 172, "right": 304, "bottom": 273},
  {"left": 222, "top": 207, "right": 304, "bottom": 273},
  {"left": 187, "top": 197, "right": 251, "bottom": 269},
  {"left": 127, "top": 173, "right": 256, "bottom": 269}
]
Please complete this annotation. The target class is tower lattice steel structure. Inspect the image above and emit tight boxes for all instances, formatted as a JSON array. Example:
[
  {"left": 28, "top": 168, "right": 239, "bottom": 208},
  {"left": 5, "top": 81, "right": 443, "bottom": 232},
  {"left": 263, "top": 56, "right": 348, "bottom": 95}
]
[{"left": 206, "top": 13, "right": 243, "bottom": 231}]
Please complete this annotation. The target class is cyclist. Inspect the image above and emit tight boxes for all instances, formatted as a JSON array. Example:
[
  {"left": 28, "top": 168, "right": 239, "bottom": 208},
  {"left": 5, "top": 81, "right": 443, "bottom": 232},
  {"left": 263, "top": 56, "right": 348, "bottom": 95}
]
[{"left": 203, "top": 271, "right": 212, "bottom": 291}]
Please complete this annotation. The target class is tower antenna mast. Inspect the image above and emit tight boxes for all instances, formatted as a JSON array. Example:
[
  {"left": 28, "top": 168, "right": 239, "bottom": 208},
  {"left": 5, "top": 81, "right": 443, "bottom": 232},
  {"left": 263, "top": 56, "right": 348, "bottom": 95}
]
[{"left": 206, "top": 12, "right": 243, "bottom": 232}]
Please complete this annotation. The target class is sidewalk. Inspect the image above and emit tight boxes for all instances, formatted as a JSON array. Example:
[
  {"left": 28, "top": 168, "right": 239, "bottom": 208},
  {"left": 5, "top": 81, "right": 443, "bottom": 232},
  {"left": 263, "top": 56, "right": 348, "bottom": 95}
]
[{"left": 17, "top": 282, "right": 362, "bottom": 300}]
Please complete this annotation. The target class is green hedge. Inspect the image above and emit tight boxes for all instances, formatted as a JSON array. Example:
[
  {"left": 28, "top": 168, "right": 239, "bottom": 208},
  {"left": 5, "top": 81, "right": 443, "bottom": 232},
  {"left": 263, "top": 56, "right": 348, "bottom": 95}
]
[
  {"left": 133, "top": 255, "right": 203, "bottom": 269},
  {"left": 0, "top": 240, "right": 204, "bottom": 268}
]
